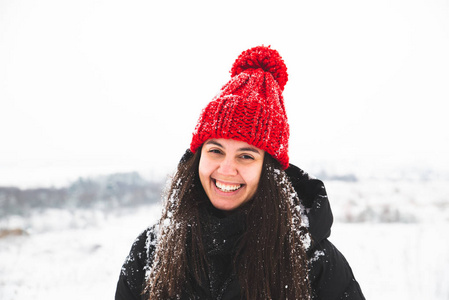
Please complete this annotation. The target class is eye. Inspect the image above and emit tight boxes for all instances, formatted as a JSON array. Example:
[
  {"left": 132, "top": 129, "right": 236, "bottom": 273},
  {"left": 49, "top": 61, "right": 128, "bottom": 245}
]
[
  {"left": 240, "top": 154, "right": 255, "bottom": 160},
  {"left": 208, "top": 148, "right": 223, "bottom": 155}
]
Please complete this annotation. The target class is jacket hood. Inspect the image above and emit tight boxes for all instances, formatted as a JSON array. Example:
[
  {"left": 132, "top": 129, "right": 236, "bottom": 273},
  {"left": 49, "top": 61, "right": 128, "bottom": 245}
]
[{"left": 285, "top": 164, "right": 334, "bottom": 248}]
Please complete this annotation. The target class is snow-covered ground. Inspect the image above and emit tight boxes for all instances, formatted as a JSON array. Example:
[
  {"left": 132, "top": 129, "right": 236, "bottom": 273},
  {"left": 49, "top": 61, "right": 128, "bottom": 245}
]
[
  {"left": 331, "top": 223, "right": 449, "bottom": 299},
  {"left": 0, "top": 205, "right": 162, "bottom": 300},
  {"left": 1, "top": 179, "right": 449, "bottom": 300}
]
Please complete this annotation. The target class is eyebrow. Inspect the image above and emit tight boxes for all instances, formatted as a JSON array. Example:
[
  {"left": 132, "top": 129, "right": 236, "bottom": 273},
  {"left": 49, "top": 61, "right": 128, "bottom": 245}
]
[{"left": 205, "top": 140, "right": 261, "bottom": 154}]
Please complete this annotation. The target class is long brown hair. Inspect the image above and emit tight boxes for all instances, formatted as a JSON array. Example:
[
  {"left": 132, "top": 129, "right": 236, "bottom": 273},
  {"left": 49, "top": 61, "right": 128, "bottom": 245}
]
[{"left": 145, "top": 148, "right": 311, "bottom": 299}]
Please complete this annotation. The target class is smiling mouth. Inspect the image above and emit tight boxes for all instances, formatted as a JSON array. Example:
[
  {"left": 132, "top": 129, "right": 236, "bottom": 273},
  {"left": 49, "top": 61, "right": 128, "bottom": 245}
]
[{"left": 214, "top": 180, "right": 243, "bottom": 192}]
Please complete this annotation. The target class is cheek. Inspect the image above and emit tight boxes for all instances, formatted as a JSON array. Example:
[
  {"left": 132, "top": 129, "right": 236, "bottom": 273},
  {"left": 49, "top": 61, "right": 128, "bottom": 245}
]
[
  {"left": 249, "top": 176, "right": 261, "bottom": 192},
  {"left": 243, "top": 166, "right": 263, "bottom": 189},
  {"left": 198, "top": 160, "right": 207, "bottom": 183},
  {"left": 198, "top": 156, "right": 213, "bottom": 183}
]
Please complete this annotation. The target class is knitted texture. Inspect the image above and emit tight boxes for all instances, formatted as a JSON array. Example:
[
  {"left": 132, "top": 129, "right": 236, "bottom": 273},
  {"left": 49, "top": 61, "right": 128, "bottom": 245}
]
[{"left": 190, "top": 46, "right": 290, "bottom": 169}]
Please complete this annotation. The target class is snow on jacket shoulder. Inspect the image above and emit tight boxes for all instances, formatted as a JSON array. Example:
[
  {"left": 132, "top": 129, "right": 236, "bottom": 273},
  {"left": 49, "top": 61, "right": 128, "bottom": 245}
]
[{"left": 115, "top": 164, "right": 365, "bottom": 300}]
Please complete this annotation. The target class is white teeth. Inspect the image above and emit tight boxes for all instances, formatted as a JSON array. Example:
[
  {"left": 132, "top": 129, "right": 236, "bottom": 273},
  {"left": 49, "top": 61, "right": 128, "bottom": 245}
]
[{"left": 215, "top": 181, "right": 242, "bottom": 192}]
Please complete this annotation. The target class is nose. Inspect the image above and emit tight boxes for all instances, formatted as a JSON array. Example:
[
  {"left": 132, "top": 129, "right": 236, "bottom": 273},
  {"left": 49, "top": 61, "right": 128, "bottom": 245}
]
[{"left": 218, "top": 156, "right": 238, "bottom": 176}]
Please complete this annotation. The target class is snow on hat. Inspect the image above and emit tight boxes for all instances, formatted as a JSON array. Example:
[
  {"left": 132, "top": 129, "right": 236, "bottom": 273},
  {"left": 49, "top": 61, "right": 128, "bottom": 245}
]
[{"left": 190, "top": 45, "right": 290, "bottom": 169}]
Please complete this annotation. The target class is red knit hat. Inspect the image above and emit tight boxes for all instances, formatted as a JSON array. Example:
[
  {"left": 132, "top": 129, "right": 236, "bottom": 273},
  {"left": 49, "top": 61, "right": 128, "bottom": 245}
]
[{"left": 190, "top": 45, "right": 290, "bottom": 169}]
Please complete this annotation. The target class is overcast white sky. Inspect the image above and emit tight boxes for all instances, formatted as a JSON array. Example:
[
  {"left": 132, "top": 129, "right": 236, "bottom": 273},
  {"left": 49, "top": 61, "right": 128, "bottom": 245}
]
[{"left": 1, "top": 0, "right": 449, "bottom": 187}]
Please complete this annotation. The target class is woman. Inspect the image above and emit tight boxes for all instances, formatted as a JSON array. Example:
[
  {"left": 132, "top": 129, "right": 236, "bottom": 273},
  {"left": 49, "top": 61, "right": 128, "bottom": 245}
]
[{"left": 115, "top": 46, "right": 365, "bottom": 299}]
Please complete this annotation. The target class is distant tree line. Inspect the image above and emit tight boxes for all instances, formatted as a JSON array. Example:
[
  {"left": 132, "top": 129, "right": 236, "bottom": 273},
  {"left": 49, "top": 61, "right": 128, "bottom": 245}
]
[{"left": 0, "top": 172, "right": 165, "bottom": 218}]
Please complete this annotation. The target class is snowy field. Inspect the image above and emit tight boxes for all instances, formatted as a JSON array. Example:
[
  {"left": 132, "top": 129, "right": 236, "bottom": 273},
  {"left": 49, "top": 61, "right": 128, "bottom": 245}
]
[{"left": 1, "top": 178, "right": 449, "bottom": 300}]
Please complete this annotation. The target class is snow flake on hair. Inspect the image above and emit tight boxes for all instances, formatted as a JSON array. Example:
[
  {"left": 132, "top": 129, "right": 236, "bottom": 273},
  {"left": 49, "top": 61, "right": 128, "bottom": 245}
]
[
  {"left": 272, "top": 166, "right": 312, "bottom": 250},
  {"left": 145, "top": 175, "right": 183, "bottom": 281}
]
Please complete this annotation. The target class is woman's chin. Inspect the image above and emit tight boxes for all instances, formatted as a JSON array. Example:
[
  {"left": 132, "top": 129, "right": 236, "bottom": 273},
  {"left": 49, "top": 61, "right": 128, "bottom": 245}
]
[{"left": 209, "top": 199, "right": 240, "bottom": 212}]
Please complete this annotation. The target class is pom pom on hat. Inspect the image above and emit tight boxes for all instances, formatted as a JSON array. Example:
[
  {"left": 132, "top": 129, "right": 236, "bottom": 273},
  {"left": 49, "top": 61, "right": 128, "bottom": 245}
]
[
  {"left": 231, "top": 45, "right": 288, "bottom": 91},
  {"left": 190, "top": 45, "right": 291, "bottom": 169}
]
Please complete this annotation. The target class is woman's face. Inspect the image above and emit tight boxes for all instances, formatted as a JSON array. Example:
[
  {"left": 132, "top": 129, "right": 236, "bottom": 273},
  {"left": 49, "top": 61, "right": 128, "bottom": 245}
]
[{"left": 199, "top": 138, "right": 265, "bottom": 212}]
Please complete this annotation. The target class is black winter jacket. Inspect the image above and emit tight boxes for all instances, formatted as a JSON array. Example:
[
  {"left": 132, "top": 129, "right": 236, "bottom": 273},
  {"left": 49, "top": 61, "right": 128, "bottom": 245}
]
[{"left": 115, "top": 164, "right": 365, "bottom": 299}]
